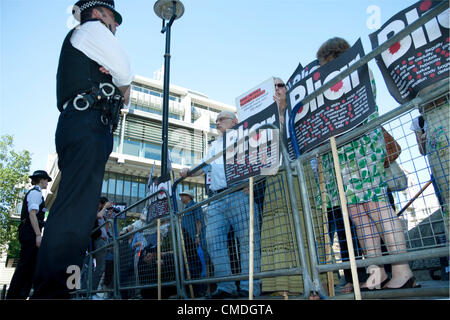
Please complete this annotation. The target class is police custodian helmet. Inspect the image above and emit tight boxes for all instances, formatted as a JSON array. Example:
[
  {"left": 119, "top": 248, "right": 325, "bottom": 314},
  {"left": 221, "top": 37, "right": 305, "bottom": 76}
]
[{"left": 72, "top": 0, "right": 123, "bottom": 25}]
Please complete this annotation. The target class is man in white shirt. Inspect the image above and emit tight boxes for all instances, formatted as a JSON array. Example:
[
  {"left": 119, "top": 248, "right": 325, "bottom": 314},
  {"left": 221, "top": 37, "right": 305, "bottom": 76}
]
[
  {"left": 33, "top": 0, "right": 132, "bottom": 299},
  {"left": 180, "top": 111, "right": 261, "bottom": 299}
]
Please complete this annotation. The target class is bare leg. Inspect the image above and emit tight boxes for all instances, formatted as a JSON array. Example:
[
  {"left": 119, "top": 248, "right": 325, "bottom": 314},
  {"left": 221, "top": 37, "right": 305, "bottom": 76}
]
[
  {"left": 349, "top": 203, "right": 388, "bottom": 289},
  {"left": 367, "top": 202, "right": 413, "bottom": 288}
]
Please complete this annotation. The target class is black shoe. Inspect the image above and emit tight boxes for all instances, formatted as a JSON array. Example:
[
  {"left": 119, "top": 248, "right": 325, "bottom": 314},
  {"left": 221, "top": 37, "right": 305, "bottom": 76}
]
[{"left": 208, "top": 289, "right": 237, "bottom": 299}]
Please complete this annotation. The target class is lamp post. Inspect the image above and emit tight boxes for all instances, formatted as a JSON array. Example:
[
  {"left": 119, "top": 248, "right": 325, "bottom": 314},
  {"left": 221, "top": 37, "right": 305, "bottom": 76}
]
[{"left": 154, "top": 0, "right": 185, "bottom": 178}]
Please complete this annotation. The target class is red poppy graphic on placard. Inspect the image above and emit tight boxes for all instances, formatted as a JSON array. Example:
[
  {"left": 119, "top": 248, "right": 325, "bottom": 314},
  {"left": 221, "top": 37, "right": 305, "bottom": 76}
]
[
  {"left": 396, "top": 69, "right": 400, "bottom": 74},
  {"left": 413, "top": 67, "right": 418, "bottom": 73},
  {"left": 297, "top": 106, "right": 303, "bottom": 114},
  {"left": 417, "top": 74, "right": 422, "bottom": 79},
  {"left": 436, "top": 61, "right": 441, "bottom": 66},
  {"left": 418, "top": 61, "right": 423, "bottom": 65},
  {"left": 430, "top": 73, "right": 436, "bottom": 78},
  {"left": 252, "top": 132, "right": 261, "bottom": 141},
  {"left": 417, "top": 52, "right": 422, "bottom": 57},
  {"left": 402, "top": 60, "right": 407, "bottom": 65},
  {"left": 419, "top": 0, "right": 432, "bottom": 12},
  {"left": 408, "top": 75, "right": 412, "bottom": 80},
  {"left": 330, "top": 81, "right": 344, "bottom": 92},
  {"left": 389, "top": 42, "right": 401, "bottom": 55},
  {"left": 313, "top": 72, "right": 320, "bottom": 81},
  {"left": 436, "top": 48, "right": 441, "bottom": 53}
]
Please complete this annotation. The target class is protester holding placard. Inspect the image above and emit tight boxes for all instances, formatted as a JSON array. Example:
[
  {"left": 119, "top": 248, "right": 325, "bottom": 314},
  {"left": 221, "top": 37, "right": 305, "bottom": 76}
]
[
  {"left": 260, "top": 78, "right": 303, "bottom": 296},
  {"left": 259, "top": 78, "right": 337, "bottom": 297},
  {"left": 315, "top": 37, "right": 416, "bottom": 290},
  {"left": 180, "top": 111, "right": 261, "bottom": 299}
]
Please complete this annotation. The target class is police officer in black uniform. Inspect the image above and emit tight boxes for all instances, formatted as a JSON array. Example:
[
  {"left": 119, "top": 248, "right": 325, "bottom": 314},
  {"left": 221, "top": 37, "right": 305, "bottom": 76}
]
[
  {"left": 6, "top": 170, "right": 51, "bottom": 299},
  {"left": 32, "top": 0, "right": 132, "bottom": 299}
]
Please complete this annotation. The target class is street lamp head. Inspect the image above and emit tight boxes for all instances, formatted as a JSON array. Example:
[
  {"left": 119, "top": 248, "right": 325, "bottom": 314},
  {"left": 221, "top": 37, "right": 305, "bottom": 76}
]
[{"left": 154, "top": 0, "right": 184, "bottom": 21}]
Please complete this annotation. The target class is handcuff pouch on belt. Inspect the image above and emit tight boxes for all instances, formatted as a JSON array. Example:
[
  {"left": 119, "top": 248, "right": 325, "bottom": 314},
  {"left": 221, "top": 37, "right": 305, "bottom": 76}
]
[{"left": 72, "top": 82, "right": 124, "bottom": 132}]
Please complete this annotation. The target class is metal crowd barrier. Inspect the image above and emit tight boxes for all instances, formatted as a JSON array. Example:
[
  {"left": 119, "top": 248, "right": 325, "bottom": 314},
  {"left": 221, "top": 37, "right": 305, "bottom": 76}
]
[
  {"left": 74, "top": 1, "right": 449, "bottom": 300},
  {"left": 73, "top": 189, "right": 183, "bottom": 299},
  {"left": 291, "top": 83, "right": 449, "bottom": 300},
  {"left": 287, "top": 1, "right": 449, "bottom": 299}
]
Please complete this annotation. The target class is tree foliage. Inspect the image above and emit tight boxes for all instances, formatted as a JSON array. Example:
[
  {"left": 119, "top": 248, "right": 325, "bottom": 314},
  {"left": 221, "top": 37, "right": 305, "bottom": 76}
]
[{"left": 0, "top": 135, "right": 31, "bottom": 255}]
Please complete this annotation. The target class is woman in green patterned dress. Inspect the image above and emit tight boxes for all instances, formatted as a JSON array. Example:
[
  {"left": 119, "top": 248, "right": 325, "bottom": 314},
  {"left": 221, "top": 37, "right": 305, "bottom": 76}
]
[{"left": 316, "top": 38, "right": 416, "bottom": 290}]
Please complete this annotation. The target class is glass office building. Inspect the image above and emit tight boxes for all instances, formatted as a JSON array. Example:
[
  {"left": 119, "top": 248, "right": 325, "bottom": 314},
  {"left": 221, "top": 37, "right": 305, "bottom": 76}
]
[{"left": 45, "top": 73, "right": 236, "bottom": 217}]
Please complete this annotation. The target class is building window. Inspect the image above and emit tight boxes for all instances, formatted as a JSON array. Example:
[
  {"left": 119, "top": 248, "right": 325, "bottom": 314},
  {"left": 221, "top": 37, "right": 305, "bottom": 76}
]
[
  {"left": 144, "top": 142, "right": 161, "bottom": 160},
  {"left": 123, "top": 138, "right": 140, "bottom": 157},
  {"left": 102, "top": 172, "right": 148, "bottom": 213}
]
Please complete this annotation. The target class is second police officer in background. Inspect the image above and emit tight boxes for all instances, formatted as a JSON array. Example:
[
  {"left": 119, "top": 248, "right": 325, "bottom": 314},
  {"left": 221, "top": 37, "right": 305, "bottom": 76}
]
[{"left": 6, "top": 170, "right": 51, "bottom": 299}]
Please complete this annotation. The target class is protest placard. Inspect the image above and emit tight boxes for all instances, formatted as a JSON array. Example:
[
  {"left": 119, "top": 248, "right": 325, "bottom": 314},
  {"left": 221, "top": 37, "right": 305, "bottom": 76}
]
[
  {"left": 369, "top": 0, "right": 449, "bottom": 104},
  {"left": 287, "top": 38, "right": 376, "bottom": 155},
  {"left": 146, "top": 174, "right": 173, "bottom": 224},
  {"left": 284, "top": 60, "right": 320, "bottom": 159},
  {"left": 224, "top": 101, "right": 280, "bottom": 185},
  {"left": 236, "top": 77, "right": 276, "bottom": 122}
]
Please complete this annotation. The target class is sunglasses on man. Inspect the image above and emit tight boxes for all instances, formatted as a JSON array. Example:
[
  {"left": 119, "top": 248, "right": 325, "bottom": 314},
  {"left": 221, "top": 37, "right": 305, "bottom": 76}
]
[{"left": 275, "top": 83, "right": 285, "bottom": 88}]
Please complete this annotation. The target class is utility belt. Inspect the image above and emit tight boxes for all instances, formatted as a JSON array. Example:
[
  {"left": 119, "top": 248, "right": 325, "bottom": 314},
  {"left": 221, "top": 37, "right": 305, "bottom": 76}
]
[{"left": 62, "top": 82, "right": 124, "bottom": 132}]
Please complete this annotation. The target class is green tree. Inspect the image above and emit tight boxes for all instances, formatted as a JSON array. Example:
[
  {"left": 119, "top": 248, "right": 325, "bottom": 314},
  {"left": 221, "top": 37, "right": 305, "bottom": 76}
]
[{"left": 0, "top": 135, "right": 31, "bottom": 256}]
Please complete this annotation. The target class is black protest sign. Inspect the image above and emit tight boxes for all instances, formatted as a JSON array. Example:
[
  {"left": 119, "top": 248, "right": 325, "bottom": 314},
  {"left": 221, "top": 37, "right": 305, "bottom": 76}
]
[
  {"left": 223, "top": 102, "right": 280, "bottom": 185},
  {"left": 287, "top": 38, "right": 376, "bottom": 155},
  {"left": 146, "top": 174, "right": 173, "bottom": 224},
  {"left": 284, "top": 60, "right": 320, "bottom": 159},
  {"left": 369, "top": 0, "right": 449, "bottom": 104}
]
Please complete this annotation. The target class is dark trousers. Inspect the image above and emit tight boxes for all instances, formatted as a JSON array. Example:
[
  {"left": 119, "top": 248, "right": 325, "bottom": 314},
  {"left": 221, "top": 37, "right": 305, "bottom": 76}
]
[
  {"left": 32, "top": 107, "right": 113, "bottom": 299},
  {"left": 6, "top": 236, "right": 38, "bottom": 299}
]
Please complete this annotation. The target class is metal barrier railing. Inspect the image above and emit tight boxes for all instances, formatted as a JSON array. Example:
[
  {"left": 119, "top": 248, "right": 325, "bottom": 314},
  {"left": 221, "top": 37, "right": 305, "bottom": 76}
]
[
  {"left": 171, "top": 122, "right": 324, "bottom": 299},
  {"left": 291, "top": 86, "right": 449, "bottom": 299},
  {"left": 73, "top": 188, "right": 183, "bottom": 299},
  {"left": 74, "top": 1, "right": 449, "bottom": 300},
  {"left": 287, "top": 1, "right": 449, "bottom": 299}
]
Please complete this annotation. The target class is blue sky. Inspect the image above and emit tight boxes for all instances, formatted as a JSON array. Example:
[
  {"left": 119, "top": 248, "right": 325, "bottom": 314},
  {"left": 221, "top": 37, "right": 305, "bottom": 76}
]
[{"left": 0, "top": 0, "right": 418, "bottom": 173}]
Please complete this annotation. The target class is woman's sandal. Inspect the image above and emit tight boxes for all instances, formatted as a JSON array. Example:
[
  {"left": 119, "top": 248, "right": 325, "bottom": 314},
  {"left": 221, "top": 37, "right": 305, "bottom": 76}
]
[
  {"left": 382, "top": 276, "right": 421, "bottom": 290},
  {"left": 360, "top": 277, "right": 390, "bottom": 292},
  {"left": 341, "top": 282, "right": 354, "bottom": 294}
]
